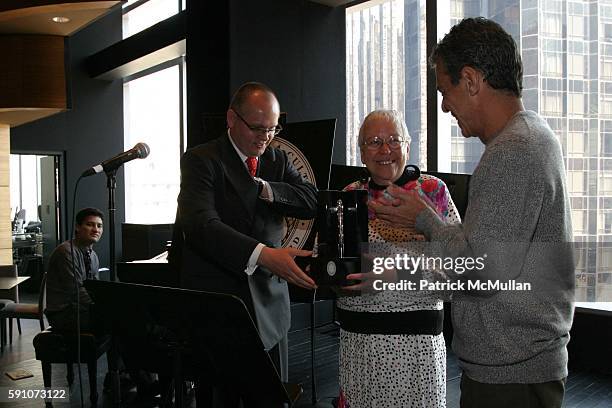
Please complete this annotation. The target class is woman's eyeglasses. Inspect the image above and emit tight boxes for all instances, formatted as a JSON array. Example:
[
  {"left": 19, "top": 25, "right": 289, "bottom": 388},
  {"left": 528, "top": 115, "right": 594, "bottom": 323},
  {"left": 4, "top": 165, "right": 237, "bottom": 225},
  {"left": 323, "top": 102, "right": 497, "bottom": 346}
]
[{"left": 361, "top": 136, "right": 407, "bottom": 150}]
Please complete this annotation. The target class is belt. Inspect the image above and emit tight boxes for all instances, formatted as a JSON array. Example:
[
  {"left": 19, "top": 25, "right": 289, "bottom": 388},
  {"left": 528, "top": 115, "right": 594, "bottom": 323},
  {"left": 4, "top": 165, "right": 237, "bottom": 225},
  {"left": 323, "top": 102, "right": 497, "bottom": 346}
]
[{"left": 337, "top": 307, "right": 443, "bottom": 335}]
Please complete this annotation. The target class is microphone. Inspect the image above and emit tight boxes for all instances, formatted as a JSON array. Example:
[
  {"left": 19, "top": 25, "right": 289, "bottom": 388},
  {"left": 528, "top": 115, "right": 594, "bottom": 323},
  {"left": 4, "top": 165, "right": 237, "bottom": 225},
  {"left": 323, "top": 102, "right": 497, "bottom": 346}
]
[{"left": 82, "top": 143, "right": 150, "bottom": 177}]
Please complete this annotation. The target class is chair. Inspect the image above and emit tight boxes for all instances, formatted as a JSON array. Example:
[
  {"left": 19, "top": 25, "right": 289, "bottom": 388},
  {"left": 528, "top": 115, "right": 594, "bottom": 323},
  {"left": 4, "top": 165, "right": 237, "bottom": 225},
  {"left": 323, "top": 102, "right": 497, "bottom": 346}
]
[
  {"left": 329, "top": 165, "right": 472, "bottom": 220},
  {"left": 0, "top": 270, "right": 45, "bottom": 346},
  {"left": 0, "top": 299, "right": 14, "bottom": 353},
  {"left": 19, "top": 254, "right": 44, "bottom": 292},
  {"left": 33, "top": 328, "right": 113, "bottom": 406},
  {"left": 0, "top": 265, "right": 21, "bottom": 336}
]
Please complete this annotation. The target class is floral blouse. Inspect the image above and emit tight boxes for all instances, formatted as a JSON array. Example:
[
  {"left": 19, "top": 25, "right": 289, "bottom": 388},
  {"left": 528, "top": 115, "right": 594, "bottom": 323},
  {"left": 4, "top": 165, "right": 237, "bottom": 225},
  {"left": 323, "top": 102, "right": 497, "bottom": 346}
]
[{"left": 343, "top": 167, "right": 452, "bottom": 221}]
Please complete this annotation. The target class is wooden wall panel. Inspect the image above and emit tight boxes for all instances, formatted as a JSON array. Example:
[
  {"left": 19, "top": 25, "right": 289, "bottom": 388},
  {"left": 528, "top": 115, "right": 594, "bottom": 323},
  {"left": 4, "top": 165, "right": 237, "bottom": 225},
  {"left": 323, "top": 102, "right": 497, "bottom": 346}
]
[
  {"left": 0, "top": 2, "right": 123, "bottom": 36},
  {"left": 0, "top": 125, "right": 8, "bottom": 186},
  {"left": 0, "top": 250, "right": 12, "bottom": 264},
  {"left": 0, "top": 125, "right": 11, "bottom": 264},
  {"left": 0, "top": 35, "right": 66, "bottom": 109}
]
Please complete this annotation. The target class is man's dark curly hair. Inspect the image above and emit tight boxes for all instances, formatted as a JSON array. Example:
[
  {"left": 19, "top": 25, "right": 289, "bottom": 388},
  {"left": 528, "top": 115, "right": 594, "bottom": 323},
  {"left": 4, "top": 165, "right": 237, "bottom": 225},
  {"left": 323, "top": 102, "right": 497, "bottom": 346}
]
[{"left": 429, "top": 17, "right": 523, "bottom": 97}]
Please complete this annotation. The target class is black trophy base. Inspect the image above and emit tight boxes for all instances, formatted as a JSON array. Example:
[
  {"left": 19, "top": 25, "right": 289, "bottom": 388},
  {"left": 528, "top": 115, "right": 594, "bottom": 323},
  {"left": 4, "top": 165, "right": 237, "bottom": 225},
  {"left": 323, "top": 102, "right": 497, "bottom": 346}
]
[{"left": 311, "top": 256, "right": 360, "bottom": 287}]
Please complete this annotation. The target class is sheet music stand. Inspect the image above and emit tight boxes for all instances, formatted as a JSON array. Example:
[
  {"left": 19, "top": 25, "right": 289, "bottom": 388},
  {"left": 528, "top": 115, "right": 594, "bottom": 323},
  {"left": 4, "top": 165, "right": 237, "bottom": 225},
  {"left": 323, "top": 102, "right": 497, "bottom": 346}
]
[{"left": 84, "top": 280, "right": 300, "bottom": 407}]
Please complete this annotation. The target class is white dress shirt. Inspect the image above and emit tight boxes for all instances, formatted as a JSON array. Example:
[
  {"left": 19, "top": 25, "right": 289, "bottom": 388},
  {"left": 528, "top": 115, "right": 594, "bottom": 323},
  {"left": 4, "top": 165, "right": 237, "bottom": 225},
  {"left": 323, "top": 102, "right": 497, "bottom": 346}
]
[{"left": 227, "top": 130, "right": 274, "bottom": 275}]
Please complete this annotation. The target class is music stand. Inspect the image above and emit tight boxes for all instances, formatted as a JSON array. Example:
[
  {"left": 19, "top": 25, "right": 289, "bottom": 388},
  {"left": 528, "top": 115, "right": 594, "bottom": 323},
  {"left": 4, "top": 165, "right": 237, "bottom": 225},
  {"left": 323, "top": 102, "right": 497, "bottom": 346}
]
[{"left": 84, "top": 280, "right": 299, "bottom": 407}]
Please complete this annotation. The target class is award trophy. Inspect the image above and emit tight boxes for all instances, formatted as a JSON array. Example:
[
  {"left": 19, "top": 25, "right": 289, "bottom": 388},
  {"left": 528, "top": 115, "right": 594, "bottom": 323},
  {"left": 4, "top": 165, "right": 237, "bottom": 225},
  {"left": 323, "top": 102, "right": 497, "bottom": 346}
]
[{"left": 310, "top": 189, "right": 368, "bottom": 286}]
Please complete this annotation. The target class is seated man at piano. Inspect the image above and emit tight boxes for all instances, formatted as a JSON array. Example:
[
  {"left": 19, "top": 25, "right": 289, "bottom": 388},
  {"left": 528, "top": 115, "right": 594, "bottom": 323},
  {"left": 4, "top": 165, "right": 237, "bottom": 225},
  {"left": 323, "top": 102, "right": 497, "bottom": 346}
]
[
  {"left": 46, "top": 207, "right": 161, "bottom": 402},
  {"left": 45, "top": 207, "right": 103, "bottom": 333}
]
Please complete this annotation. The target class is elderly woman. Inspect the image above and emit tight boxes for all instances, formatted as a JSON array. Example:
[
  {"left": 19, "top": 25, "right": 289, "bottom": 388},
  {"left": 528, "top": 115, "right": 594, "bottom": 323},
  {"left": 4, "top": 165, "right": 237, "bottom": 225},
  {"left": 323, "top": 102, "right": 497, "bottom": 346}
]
[{"left": 337, "top": 110, "right": 460, "bottom": 408}]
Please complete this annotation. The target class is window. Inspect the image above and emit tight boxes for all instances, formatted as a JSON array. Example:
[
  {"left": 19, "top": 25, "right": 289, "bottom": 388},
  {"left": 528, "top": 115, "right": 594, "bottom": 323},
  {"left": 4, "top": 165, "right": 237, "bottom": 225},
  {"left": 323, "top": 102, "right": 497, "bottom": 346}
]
[
  {"left": 603, "top": 133, "right": 612, "bottom": 156},
  {"left": 345, "top": 0, "right": 612, "bottom": 302},
  {"left": 543, "top": 92, "right": 563, "bottom": 115},
  {"left": 543, "top": 52, "right": 563, "bottom": 76},
  {"left": 602, "top": 98, "right": 612, "bottom": 117},
  {"left": 599, "top": 210, "right": 612, "bottom": 234},
  {"left": 604, "top": 23, "right": 612, "bottom": 41},
  {"left": 568, "top": 14, "right": 585, "bottom": 38},
  {"left": 123, "top": 63, "right": 184, "bottom": 224},
  {"left": 568, "top": 54, "right": 585, "bottom": 77},
  {"left": 568, "top": 171, "right": 586, "bottom": 194},
  {"left": 450, "top": 0, "right": 464, "bottom": 18},
  {"left": 597, "top": 271, "right": 612, "bottom": 299},
  {"left": 572, "top": 209, "right": 586, "bottom": 233},
  {"left": 10, "top": 155, "right": 42, "bottom": 227},
  {"left": 601, "top": 173, "right": 612, "bottom": 194},
  {"left": 602, "top": 59, "right": 612, "bottom": 79},
  {"left": 9, "top": 154, "right": 62, "bottom": 264},
  {"left": 569, "top": 92, "right": 586, "bottom": 115},
  {"left": 122, "top": 0, "right": 184, "bottom": 39},
  {"left": 568, "top": 132, "right": 586, "bottom": 156},
  {"left": 542, "top": 13, "right": 562, "bottom": 37},
  {"left": 345, "top": 0, "right": 425, "bottom": 168},
  {"left": 122, "top": 0, "right": 186, "bottom": 224}
]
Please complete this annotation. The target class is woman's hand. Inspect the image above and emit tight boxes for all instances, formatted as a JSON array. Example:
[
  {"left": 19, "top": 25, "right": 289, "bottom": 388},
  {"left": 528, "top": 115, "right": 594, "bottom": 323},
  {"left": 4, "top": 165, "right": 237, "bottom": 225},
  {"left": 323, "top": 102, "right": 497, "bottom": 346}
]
[{"left": 342, "top": 267, "right": 398, "bottom": 293}]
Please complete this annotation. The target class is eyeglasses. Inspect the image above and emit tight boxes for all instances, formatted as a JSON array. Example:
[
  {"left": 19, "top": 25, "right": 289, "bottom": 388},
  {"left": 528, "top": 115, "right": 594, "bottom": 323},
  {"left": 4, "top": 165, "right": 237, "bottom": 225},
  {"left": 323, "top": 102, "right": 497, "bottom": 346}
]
[
  {"left": 232, "top": 109, "right": 283, "bottom": 136},
  {"left": 361, "top": 135, "right": 408, "bottom": 150}
]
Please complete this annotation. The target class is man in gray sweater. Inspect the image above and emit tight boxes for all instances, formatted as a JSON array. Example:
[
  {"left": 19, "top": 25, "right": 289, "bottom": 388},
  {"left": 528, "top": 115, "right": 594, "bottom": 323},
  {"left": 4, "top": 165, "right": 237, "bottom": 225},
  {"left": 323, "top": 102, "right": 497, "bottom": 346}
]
[{"left": 371, "top": 17, "right": 575, "bottom": 408}]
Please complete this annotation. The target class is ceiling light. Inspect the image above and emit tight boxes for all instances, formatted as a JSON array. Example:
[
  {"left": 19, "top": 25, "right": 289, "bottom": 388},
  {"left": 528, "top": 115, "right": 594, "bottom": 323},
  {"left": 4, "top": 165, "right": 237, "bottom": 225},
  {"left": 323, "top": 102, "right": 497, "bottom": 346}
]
[{"left": 51, "top": 16, "right": 70, "bottom": 23}]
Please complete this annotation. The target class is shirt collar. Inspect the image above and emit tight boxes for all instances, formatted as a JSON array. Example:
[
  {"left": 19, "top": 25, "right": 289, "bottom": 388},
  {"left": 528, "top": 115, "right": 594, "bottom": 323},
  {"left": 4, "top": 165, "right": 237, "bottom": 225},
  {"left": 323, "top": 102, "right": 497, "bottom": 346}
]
[
  {"left": 72, "top": 238, "right": 93, "bottom": 251},
  {"left": 227, "top": 129, "right": 258, "bottom": 165},
  {"left": 367, "top": 165, "right": 421, "bottom": 190}
]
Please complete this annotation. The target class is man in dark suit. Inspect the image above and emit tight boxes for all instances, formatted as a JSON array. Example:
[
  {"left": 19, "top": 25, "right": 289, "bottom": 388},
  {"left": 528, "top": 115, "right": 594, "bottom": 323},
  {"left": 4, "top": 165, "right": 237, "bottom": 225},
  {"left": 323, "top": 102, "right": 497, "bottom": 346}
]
[{"left": 177, "top": 82, "right": 317, "bottom": 402}]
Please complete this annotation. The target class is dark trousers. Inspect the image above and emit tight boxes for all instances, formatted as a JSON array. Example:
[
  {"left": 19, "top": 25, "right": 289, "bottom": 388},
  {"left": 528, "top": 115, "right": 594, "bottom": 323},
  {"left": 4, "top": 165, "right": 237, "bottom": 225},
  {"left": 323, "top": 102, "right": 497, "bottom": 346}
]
[
  {"left": 196, "top": 342, "right": 285, "bottom": 408},
  {"left": 45, "top": 305, "right": 93, "bottom": 334},
  {"left": 460, "top": 373, "right": 566, "bottom": 408}
]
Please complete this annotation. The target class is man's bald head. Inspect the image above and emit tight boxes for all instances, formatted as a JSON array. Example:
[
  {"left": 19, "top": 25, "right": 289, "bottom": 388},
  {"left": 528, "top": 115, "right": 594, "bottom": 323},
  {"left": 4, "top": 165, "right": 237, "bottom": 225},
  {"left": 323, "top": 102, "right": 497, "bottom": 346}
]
[
  {"left": 229, "top": 82, "right": 279, "bottom": 113},
  {"left": 227, "top": 82, "right": 281, "bottom": 157}
]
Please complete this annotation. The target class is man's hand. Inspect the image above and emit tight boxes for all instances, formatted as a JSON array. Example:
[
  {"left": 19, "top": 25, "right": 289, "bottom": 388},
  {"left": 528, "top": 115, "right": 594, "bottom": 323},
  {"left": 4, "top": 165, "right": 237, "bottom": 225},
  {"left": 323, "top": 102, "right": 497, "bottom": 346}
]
[
  {"left": 257, "top": 247, "right": 317, "bottom": 290},
  {"left": 369, "top": 184, "right": 429, "bottom": 229}
]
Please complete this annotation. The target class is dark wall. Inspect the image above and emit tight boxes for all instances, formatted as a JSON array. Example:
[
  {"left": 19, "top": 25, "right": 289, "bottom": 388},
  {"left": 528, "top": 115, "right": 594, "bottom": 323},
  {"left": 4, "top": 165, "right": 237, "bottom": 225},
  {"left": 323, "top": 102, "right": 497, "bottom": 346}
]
[
  {"left": 186, "top": 2, "right": 229, "bottom": 143},
  {"left": 568, "top": 309, "right": 612, "bottom": 372},
  {"left": 10, "top": 9, "right": 124, "bottom": 268},
  {"left": 229, "top": 0, "right": 346, "bottom": 164}
]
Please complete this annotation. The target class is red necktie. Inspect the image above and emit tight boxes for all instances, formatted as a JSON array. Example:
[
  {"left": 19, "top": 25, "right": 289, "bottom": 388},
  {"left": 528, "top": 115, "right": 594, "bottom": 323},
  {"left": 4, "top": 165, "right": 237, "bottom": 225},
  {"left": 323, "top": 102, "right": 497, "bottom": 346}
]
[{"left": 246, "top": 157, "right": 258, "bottom": 177}]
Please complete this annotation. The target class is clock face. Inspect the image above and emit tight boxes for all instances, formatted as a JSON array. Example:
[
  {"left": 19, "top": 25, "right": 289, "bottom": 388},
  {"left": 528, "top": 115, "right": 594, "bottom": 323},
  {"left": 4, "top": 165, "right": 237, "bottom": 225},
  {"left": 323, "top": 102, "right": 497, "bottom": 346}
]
[{"left": 269, "top": 137, "right": 316, "bottom": 249}]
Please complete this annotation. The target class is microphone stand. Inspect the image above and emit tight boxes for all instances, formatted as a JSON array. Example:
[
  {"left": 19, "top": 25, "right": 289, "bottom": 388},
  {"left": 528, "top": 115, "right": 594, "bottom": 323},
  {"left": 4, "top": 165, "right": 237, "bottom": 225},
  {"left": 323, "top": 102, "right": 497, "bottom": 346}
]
[
  {"left": 104, "top": 168, "right": 123, "bottom": 405},
  {"left": 106, "top": 169, "right": 118, "bottom": 281}
]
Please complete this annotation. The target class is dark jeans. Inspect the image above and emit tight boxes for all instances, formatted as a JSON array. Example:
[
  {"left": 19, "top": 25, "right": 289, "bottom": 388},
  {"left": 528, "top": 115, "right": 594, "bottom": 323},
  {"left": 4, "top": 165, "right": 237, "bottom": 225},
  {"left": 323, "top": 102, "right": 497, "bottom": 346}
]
[{"left": 460, "top": 373, "right": 566, "bottom": 408}]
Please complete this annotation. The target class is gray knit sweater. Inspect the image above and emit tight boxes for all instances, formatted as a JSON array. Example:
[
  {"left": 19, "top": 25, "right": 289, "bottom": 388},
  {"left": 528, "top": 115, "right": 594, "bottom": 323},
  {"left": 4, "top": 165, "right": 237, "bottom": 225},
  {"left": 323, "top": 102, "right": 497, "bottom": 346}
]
[
  {"left": 416, "top": 110, "right": 575, "bottom": 384},
  {"left": 46, "top": 240, "right": 99, "bottom": 313}
]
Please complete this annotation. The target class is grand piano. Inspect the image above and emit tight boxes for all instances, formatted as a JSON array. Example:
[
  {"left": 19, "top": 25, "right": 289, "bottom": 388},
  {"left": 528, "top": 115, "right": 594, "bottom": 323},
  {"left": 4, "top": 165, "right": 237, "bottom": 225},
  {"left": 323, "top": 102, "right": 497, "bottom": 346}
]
[
  {"left": 117, "top": 223, "right": 178, "bottom": 287},
  {"left": 116, "top": 251, "right": 177, "bottom": 287}
]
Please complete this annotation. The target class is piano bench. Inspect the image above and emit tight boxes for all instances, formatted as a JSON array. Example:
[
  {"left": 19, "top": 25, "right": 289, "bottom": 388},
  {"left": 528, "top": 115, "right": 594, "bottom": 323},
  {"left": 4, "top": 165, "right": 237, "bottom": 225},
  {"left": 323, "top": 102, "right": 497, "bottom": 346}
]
[{"left": 33, "top": 328, "right": 112, "bottom": 406}]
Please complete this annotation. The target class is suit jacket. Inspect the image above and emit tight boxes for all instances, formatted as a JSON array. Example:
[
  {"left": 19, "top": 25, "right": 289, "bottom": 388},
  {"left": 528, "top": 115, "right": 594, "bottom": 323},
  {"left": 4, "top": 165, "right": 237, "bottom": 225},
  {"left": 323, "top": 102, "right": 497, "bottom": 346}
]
[{"left": 177, "top": 135, "right": 317, "bottom": 349}]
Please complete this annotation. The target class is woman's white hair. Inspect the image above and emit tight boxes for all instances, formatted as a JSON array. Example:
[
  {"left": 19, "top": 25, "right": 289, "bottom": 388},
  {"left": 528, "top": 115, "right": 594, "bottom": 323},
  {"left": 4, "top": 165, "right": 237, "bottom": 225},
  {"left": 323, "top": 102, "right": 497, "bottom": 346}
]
[{"left": 357, "top": 109, "right": 412, "bottom": 146}]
